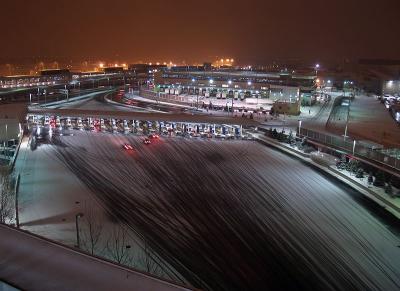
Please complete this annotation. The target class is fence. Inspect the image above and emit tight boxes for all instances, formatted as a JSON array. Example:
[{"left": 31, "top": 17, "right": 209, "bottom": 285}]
[{"left": 300, "top": 127, "right": 400, "bottom": 171}]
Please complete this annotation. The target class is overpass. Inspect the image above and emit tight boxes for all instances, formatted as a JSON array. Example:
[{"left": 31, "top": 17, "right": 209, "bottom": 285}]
[{"left": 0, "top": 223, "right": 193, "bottom": 291}]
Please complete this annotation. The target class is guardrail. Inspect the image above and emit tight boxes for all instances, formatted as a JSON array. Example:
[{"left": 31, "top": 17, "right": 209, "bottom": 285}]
[{"left": 300, "top": 127, "right": 400, "bottom": 171}]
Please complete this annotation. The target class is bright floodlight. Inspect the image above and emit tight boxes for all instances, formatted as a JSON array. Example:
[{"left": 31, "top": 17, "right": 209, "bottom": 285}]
[
  {"left": 228, "top": 80, "right": 232, "bottom": 85},
  {"left": 327, "top": 80, "right": 331, "bottom": 83},
  {"left": 192, "top": 78, "right": 195, "bottom": 82},
  {"left": 247, "top": 81, "right": 252, "bottom": 85},
  {"left": 209, "top": 79, "right": 214, "bottom": 84},
  {"left": 315, "top": 64, "right": 320, "bottom": 68}
]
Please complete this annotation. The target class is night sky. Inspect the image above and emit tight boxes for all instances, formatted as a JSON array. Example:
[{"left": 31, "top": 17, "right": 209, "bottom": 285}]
[{"left": 1, "top": 0, "right": 399, "bottom": 64}]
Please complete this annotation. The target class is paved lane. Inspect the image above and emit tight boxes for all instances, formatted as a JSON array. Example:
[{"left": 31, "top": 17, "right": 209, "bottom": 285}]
[{"left": 49, "top": 131, "right": 400, "bottom": 290}]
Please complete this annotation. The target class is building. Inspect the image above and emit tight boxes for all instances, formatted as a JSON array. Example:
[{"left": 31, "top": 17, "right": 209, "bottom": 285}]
[
  {"left": 103, "top": 67, "right": 124, "bottom": 74},
  {"left": 357, "top": 59, "right": 400, "bottom": 94},
  {"left": 382, "top": 80, "right": 400, "bottom": 96},
  {"left": 128, "top": 64, "right": 167, "bottom": 84},
  {"left": 0, "top": 69, "right": 71, "bottom": 89},
  {"left": 154, "top": 69, "right": 315, "bottom": 101}
]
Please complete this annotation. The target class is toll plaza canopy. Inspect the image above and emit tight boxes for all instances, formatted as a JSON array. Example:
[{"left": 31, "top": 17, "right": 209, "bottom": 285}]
[{"left": 27, "top": 107, "right": 260, "bottom": 126}]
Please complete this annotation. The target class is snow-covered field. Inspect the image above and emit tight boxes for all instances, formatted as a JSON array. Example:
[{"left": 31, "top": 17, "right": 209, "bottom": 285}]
[{"left": 31, "top": 130, "right": 400, "bottom": 290}]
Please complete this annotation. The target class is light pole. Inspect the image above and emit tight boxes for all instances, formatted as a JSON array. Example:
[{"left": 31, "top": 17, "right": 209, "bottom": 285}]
[
  {"left": 315, "top": 63, "right": 320, "bottom": 77},
  {"left": 64, "top": 85, "right": 69, "bottom": 102},
  {"left": 5, "top": 124, "right": 8, "bottom": 159},
  {"left": 352, "top": 140, "right": 356, "bottom": 156},
  {"left": 75, "top": 213, "right": 84, "bottom": 248},
  {"left": 344, "top": 97, "right": 351, "bottom": 140},
  {"left": 298, "top": 120, "right": 302, "bottom": 137}
]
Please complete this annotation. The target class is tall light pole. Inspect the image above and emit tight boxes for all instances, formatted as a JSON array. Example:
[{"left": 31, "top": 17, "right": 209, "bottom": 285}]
[
  {"left": 344, "top": 97, "right": 351, "bottom": 140},
  {"left": 298, "top": 120, "right": 302, "bottom": 137},
  {"left": 5, "top": 124, "right": 8, "bottom": 159},
  {"left": 315, "top": 63, "right": 320, "bottom": 77},
  {"left": 75, "top": 213, "right": 84, "bottom": 248}
]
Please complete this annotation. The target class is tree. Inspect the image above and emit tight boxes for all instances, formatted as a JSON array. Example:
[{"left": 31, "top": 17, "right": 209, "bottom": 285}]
[
  {"left": 137, "top": 239, "right": 161, "bottom": 275},
  {"left": 385, "top": 182, "right": 393, "bottom": 197},
  {"left": 355, "top": 168, "right": 364, "bottom": 179},
  {"left": 373, "top": 171, "right": 385, "bottom": 187},
  {"left": 80, "top": 203, "right": 104, "bottom": 255},
  {"left": 0, "top": 170, "right": 14, "bottom": 224},
  {"left": 106, "top": 224, "right": 134, "bottom": 265},
  {"left": 367, "top": 173, "right": 373, "bottom": 185}
]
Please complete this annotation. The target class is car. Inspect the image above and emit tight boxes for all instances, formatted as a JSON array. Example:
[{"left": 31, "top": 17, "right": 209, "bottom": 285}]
[
  {"left": 123, "top": 144, "right": 134, "bottom": 150},
  {"left": 148, "top": 134, "right": 159, "bottom": 139},
  {"left": 143, "top": 138, "right": 151, "bottom": 145}
]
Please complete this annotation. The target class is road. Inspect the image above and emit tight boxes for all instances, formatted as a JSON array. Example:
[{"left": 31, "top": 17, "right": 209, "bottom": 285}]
[{"left": 46, "top": 130, "right": 400, "bottom": 290}]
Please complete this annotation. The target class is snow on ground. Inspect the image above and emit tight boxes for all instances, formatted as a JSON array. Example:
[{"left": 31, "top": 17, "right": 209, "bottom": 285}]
[
  {"left": 43, "top": 130, "right": 400, "bottom": 290},
  {"left": 13, "top": 133, "right": 189, "bottom": 285}
]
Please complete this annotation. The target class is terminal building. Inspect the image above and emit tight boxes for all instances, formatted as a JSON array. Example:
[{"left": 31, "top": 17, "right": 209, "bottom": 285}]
[
  {"left": 154, "top": 68, "right": 315, "bottom": 102},
  {"left": 0, "top": 69, "right": 71, "bottom": 89}
]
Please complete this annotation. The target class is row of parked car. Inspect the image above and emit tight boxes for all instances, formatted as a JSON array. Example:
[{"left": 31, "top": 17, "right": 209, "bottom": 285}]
[{"left": 378, "top": 94, "right": 400, "bottom": 123}]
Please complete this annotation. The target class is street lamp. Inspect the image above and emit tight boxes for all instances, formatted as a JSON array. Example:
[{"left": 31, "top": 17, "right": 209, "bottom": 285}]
[
  {"left": 344, "top": 98, "right": 351, "bottom": 140},
  {"left": 298, "top": 120, "right": 302, "bottom": 137},
  {"left": 75, "top": 213, "right": 84, "bottom": 248},
  {"left": 315, "top": 63, "right": 320, "bottom": 76}
]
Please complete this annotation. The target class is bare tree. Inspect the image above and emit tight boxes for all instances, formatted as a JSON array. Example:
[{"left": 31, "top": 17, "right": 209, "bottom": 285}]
[
  {"left": 80, "top": 202, "right": 104, "bottom": 256},
  {"left": 106, "top": 224, "right": 134, "bottom": 266},
  {"left": 137, "top": 239, "right": 161, "bottom": 275},
  {"left": 0, "top": 170, "right": 14, "bottom": 224}
]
